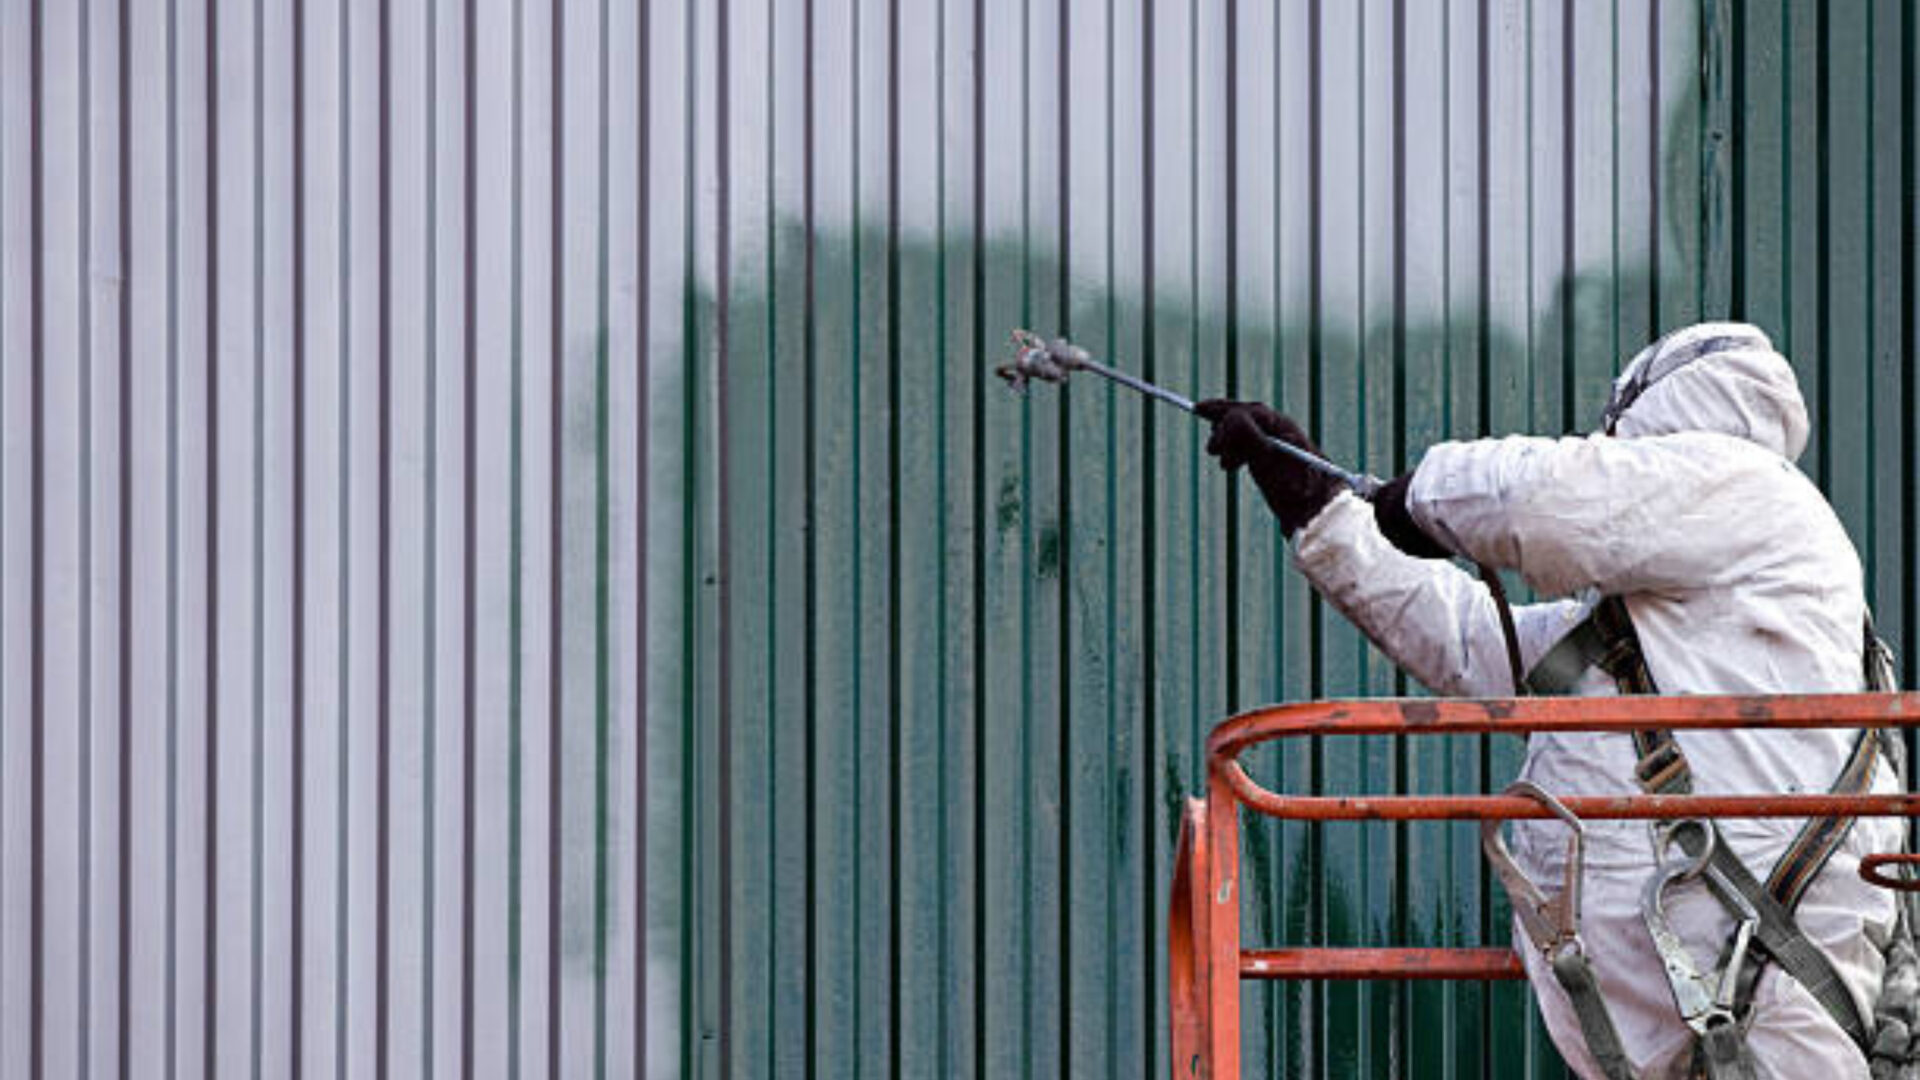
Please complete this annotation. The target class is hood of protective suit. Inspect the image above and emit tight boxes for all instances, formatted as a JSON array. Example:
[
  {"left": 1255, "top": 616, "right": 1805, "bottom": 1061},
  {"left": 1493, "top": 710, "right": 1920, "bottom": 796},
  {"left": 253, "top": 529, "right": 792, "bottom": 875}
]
[{"left": 1604, "top": 322, "right": 1810, "bottom": 462}]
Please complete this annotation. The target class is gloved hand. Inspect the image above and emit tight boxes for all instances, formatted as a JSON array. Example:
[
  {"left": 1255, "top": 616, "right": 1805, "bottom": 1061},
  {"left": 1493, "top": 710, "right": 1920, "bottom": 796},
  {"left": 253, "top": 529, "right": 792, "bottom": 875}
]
[
  {"left": 1194, "top": 399, "right": 1340, "bottom": 536},
  {"left": 1371, "top": 470, "right": 1452, "bottom": 559}
]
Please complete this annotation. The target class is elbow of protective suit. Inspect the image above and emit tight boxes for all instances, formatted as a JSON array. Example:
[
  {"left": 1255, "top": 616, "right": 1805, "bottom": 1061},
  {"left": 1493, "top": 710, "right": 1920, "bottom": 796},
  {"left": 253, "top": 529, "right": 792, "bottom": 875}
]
[{"left": 1291, "top": 491, "right": 1565, "bottom": 698}]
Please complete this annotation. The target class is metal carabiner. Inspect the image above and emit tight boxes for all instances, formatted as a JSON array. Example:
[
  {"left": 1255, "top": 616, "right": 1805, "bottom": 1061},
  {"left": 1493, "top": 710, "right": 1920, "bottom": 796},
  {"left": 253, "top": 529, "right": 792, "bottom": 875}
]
[
  {"left": 1480, "top": 781, "right": 1588, "bottom": 959},
  {"left": 1641, "top": 821, "right": 1761, "bottom": 1056}
]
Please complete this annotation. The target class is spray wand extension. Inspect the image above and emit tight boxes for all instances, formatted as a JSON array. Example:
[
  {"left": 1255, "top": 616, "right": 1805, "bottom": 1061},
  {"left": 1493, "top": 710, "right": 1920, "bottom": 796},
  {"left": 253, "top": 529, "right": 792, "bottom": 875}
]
[{"left": 995, "top": 329, "right": 1383, "bottom": 500}]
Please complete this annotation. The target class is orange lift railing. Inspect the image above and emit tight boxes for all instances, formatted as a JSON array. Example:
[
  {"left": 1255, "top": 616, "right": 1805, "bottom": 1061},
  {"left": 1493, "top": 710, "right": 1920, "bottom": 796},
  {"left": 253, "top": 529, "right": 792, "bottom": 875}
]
[{"left": 1168, "top": 693, "right": 1920, "bottom": 1079}]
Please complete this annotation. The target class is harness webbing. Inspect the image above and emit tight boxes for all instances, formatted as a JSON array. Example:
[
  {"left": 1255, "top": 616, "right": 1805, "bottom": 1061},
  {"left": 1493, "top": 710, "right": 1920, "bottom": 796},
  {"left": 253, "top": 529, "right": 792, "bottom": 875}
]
[
  {"left": 1523, "top": 596, "right": 1652, "bottom": 697},
  {"left": 1523, "top": 597, "right": 1884, "bottom": 1063},
  {"left": 1768, "top": 731, "right": 1880, "bottom": 909},
  {"left": 1551, "top": 946, "right": 1642, "bottom": 1080},
  {"left": 1665, "top": 808, "right": 1874, "bottom": 1052}
]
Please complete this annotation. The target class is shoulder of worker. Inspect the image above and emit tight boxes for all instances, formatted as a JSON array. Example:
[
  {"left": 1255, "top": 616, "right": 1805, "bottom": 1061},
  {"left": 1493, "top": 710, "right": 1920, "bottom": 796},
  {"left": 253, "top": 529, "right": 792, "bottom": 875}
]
[
  {"left": 1407, "top": 430, "right": 1855, "bottom": 596},
  {"left": 1411, "top": 427, "right": 1820, "bottom": 499}
]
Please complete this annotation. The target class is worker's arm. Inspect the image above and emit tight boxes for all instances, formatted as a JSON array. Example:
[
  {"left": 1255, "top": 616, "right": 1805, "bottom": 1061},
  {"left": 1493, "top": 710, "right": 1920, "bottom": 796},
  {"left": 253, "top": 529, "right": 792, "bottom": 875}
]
[
  {"left": 1195, "top": 399, "right": 1594, "bottom": 695},
  {"left": 1292, "top": 491, "right": 1592, "bottom": 697},
  {"left": 1404, "top": 430, "right": 1788, "bottom": 599}
]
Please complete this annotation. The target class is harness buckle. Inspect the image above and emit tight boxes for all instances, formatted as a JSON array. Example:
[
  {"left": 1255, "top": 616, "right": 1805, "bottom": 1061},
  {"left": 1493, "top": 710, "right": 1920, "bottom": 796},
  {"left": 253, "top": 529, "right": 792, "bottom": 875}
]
[{"left": 1634, "top": 739, "right": 1690, "bottom": 794}]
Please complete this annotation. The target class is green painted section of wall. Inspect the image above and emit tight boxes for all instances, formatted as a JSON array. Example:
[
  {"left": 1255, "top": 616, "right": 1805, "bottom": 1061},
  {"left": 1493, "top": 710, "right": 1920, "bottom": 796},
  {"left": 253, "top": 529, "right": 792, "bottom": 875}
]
[{"left": 667, "top": 0, "right": 1919, "bottom": 1075}]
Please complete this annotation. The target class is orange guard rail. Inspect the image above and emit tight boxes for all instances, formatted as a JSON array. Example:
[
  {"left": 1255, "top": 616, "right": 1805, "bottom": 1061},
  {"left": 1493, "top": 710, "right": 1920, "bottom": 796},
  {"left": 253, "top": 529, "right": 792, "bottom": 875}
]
[{"left": 1168, "top": 693, "right": 1920, "bottom": 1079}]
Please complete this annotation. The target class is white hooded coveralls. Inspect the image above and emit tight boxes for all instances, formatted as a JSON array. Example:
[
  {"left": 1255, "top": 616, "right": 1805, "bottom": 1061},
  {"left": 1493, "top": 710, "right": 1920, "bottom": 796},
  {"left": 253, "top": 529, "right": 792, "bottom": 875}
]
[{"left": 1288, "top": 323, "right": 1900, "bottom": 1079}]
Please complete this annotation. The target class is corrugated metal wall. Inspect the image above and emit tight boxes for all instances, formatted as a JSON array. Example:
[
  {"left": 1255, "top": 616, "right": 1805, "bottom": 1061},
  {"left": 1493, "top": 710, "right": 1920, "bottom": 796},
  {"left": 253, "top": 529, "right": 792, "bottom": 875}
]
[{"left": 2, "top": 0, "right": 1914, "bottom": 1077}]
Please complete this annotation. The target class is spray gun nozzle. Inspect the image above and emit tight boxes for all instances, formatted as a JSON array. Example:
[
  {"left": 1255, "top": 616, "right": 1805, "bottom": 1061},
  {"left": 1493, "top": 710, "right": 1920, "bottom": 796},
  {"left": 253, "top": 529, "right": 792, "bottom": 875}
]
[
  {"left": 995, "top": 330, "right": 1089, "bottom": 393},
  {"left": 990, "top": 328, "right": 1380, "bottom": 498}
]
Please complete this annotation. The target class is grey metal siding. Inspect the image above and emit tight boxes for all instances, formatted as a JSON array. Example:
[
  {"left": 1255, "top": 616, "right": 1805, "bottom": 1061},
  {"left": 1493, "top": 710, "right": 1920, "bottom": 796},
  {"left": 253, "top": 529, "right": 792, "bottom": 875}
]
[{"left": 1, "top": 0, "right": 1913, "bottom": 1076}]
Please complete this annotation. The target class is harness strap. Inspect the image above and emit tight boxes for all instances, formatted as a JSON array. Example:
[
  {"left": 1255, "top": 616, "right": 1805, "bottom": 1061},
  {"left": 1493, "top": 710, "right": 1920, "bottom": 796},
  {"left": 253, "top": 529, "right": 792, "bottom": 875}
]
[
  {"left": 1693, "top": 1022, "right": 1758, "bottom": 1080},
  {"left": 1620, "top": 687, "right": 1877, "bottom": 1044},
  {"left": 1524, "top": 597, "right": 1881, "bottom": 1054},
  {"left": 1768, "top": 730, "right": 1880, "bottom": 909},
  {"left": 1551, "top": 946, "right": 1642, "bottom": 1080},
  {"left": 1524, "top": 596, "right": 1657, "bottom": 697},
  {"left": 1710, "top": 730, "right": 1882, "bottom": 1068},
  {"left": 1661, "top": 819, "right": 1876, "bottom": 1050},
  {"left": 1632, "top": 726, "right": 1881, "bottom": 913}
]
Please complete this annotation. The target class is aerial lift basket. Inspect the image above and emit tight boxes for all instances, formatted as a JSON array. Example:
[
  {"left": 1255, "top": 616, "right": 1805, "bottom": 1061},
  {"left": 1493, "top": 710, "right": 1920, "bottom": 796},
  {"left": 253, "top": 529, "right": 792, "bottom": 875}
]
[{"left": 1168, "top": 693, "right": 1920, "bottom": 1079}]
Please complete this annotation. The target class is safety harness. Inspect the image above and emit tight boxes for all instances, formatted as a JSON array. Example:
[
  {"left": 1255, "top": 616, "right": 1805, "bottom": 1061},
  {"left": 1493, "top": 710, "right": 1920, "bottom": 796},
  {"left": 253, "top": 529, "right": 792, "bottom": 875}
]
[{"left": 1487, "top": 597, "right": 1908, "bottom": 1079}]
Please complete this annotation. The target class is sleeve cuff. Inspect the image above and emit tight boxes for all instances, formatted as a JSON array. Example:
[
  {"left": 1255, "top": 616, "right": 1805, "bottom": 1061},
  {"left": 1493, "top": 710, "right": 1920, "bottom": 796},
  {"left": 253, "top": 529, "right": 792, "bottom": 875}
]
[{"left": 1290, "top": 488, "right": 1373, "bottom": 569}]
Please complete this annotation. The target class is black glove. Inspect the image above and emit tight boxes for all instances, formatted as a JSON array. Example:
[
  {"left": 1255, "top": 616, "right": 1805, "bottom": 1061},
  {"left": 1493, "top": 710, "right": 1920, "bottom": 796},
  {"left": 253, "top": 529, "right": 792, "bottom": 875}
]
[
  {"left": 1194, "top": 399, "right": 1340, "bottom": 536},
  {"left": 1371, "top": 470, "right": 1452, "bottom": 559}
]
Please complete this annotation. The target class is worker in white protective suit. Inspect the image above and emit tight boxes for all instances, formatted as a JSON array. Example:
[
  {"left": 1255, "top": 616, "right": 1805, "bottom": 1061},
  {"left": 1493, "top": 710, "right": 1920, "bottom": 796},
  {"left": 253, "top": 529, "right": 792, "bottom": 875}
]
[{"left": 1196, "top": 323, "right": 1909, "bottom": 1080}]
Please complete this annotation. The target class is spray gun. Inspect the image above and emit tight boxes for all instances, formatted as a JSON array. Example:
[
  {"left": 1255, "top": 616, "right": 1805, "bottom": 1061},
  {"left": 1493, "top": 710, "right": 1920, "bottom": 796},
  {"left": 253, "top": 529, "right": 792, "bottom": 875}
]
[
  {"left": 994, "top": 329, "right": 1529, "bottom": 693},
  {"left": 994, "top": 329, "right": 1384, "bottom": 500}
]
